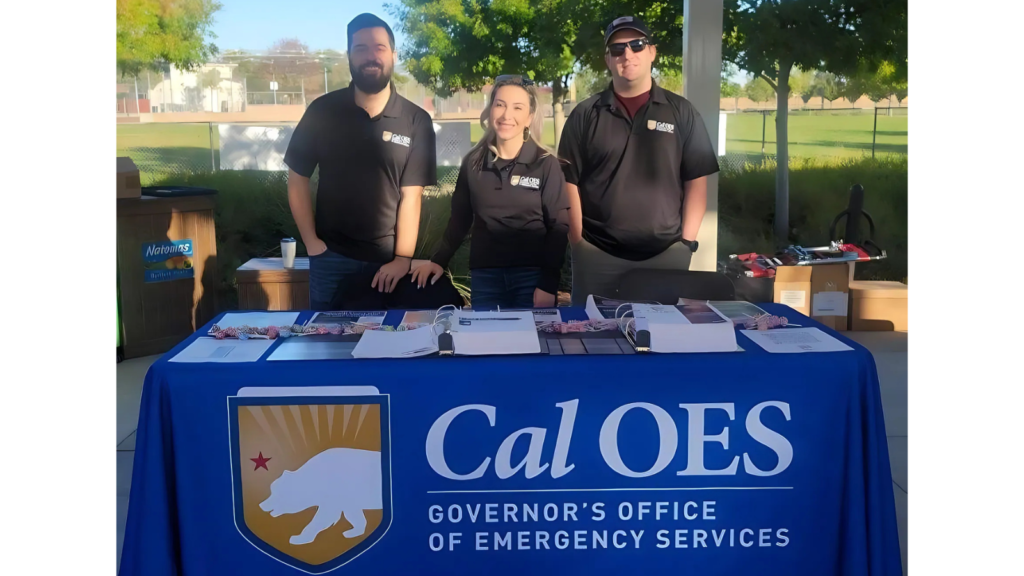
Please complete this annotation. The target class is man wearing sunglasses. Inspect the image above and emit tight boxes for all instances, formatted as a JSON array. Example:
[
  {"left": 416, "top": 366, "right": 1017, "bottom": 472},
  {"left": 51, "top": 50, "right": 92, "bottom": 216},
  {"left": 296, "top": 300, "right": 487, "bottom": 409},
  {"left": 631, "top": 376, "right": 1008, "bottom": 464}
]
[{"left": 558, "top": 16, "right": 720, "bottom": 305}]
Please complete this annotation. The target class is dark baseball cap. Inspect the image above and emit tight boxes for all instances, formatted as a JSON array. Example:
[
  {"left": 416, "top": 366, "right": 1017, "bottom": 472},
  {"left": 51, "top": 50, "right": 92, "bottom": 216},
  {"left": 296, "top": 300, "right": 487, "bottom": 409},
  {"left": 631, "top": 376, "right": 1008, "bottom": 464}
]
[
  {"left": 348, "top": 13, "right": 396, "bottom": 50},
  {"left": 604, "top": 16, "right": 652, "bottom": 45}
]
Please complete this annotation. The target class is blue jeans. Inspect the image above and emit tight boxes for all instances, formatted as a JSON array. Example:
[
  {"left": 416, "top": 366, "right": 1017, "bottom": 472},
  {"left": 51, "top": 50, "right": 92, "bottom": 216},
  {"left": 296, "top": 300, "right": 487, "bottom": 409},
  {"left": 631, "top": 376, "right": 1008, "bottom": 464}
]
[
  {"left": 308, "top": 249, "right": 381, "bottom": 311},
  {"left": 470, "top": 267, "right": 542, "bottom": 310}
]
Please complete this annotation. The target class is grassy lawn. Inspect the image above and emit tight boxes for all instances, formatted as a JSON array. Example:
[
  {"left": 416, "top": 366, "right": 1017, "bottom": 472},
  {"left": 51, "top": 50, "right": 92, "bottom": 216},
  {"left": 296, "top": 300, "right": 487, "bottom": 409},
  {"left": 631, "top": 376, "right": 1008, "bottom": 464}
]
[
  {"left": 723, "top": 110, "right": 908, "bottom": 158},
  {"left": 119, "top": 112, "right": 906, "bottom": 180},
  {"left": 117, "top": 123, "right": 221, "bottom": 184}
]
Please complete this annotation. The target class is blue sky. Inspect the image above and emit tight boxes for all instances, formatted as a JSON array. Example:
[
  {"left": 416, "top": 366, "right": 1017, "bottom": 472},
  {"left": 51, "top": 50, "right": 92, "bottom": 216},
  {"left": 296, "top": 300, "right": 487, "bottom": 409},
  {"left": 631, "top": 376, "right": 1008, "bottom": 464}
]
[
  {"left": 211, "top": 0, "right": 403, "bottom": 53},
  {"left": 210, "top": 0, "right": 747, "bottom": 82}
]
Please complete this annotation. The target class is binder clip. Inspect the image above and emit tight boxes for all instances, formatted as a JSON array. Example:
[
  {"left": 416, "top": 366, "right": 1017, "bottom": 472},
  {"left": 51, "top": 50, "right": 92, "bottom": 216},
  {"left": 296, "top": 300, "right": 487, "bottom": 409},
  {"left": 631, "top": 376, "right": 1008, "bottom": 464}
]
[
  {"left": 433, "top": 305, "right": 457, "bottom": 356},
  {"left": 626, "top": 328, "right": 651, "bottom": 353},
  {"left": 438, "top": 331, "right": 454, "bottom": 356}
]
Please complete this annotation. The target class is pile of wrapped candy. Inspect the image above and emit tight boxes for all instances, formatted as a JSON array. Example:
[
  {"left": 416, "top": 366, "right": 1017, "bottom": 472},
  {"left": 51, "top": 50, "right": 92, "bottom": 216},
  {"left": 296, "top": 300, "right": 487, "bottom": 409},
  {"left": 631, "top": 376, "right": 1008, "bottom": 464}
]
[
  {"left": 209, "top": 323, "right": 343, "bottom": 340},
  {"left": 742, "top": 314, "right": 790, "bottom": 331}
]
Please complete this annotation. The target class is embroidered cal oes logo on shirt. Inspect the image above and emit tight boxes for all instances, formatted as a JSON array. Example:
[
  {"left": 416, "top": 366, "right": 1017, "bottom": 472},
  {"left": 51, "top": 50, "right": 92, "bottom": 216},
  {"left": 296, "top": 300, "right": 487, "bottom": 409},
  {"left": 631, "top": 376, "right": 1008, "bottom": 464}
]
[
  {"left": 381, "top": 130, "right": 411, "bottom": 147},
  {"left": 647, "top": 120, "right": 675, "bottom": 134},
  {"left": 510, "top": 175, "right": 540, "bottom": 189}
]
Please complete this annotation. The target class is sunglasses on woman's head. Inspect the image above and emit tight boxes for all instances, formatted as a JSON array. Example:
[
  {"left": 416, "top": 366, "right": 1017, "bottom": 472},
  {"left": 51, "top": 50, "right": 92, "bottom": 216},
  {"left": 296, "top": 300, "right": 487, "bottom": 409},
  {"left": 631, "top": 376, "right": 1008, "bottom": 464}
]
[
  {"left": 606, "top": 38, "right": 651, "bottom": 57},
  {"left": 495, "top": 74, "right": 535, "bottom": 86}
]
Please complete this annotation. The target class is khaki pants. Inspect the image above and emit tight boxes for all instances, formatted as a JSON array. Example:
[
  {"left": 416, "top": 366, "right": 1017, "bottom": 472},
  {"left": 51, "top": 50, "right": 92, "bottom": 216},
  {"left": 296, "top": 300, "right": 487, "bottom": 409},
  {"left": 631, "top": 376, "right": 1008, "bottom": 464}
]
[{"left": 569, "top": 238, "right": 692, "bottom": 306}]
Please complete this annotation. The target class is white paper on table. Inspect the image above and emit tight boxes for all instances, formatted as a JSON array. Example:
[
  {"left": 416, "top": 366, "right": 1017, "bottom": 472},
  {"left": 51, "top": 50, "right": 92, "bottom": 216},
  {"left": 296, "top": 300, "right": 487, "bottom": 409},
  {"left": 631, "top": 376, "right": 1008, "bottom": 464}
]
[
  {"left": 507, "top": 308, "right": 562, "bottom": 324},
  {"left": 170, "top": 337, "right": 275, "bottom": 363},
  {"left": 632, "top": 304, "right": 737, "bottom": 353},
  {"left": 350, "top": 325, "right": 438, "bottom": 359},
  {"left": 811, "top": 292, "right": 849, "bottom": 317},
  {"left": 210, "top": 312, "right": 300, "bottom": 332},
  {"left": 310, "top": 311, "right": 386, "bottom": 325},
  {"left": 450, "top": 311, "right": 540, "bottom": 355},
  {"left": 740, "top": 327, "right": 853, "bottom": 353}
]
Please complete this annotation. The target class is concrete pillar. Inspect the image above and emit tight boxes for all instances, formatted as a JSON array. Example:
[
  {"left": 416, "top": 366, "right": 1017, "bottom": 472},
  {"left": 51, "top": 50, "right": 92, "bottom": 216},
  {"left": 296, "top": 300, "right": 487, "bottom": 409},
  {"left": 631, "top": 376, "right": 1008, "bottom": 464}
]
[{"left": 683, "top": 0, "right": 723, "bottom": 272}]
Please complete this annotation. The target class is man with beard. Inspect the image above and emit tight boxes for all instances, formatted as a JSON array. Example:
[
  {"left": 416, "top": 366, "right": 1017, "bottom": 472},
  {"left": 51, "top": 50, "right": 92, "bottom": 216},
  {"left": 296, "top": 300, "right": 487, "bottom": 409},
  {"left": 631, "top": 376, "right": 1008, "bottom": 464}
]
[{"left": 285, "top": 13, "right": 437, "bottom": 310}]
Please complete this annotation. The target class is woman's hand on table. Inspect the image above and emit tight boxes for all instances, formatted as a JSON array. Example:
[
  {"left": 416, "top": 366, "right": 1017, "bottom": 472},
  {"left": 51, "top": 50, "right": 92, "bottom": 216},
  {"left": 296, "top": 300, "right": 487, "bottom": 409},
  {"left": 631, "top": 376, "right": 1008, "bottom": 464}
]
[{"left": 410, "top": 262, "right": 444, "bottom": 288}]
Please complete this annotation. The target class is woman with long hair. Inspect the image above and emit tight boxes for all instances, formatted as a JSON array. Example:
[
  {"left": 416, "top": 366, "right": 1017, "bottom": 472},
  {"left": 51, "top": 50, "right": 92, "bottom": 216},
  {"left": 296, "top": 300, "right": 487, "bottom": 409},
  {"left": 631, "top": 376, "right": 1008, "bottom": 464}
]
[{"left": 411, "top": 75, "right": 569, "bottom": 309}]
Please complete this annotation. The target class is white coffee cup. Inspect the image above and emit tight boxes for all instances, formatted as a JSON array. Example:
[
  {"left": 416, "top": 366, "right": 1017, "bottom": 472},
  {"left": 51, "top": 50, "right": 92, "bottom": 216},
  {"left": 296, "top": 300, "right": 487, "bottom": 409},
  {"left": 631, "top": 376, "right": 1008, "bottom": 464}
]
[{"left": 281, "top": 238, "right": 297, "bottom": 268}]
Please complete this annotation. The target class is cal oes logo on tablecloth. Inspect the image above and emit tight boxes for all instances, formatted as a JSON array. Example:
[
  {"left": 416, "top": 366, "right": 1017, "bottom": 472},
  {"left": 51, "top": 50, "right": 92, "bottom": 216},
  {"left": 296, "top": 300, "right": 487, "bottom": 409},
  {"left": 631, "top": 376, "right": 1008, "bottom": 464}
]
[{"left": 228, "top": 386, "right": 392, "bottom": 574}]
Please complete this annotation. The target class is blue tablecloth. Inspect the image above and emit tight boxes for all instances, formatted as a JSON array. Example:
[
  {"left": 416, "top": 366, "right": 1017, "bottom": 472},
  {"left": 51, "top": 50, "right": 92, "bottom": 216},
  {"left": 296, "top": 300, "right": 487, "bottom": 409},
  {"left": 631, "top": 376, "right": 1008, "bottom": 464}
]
[{"left": 120, "top": 304, "right": 901, "bottom": 576}]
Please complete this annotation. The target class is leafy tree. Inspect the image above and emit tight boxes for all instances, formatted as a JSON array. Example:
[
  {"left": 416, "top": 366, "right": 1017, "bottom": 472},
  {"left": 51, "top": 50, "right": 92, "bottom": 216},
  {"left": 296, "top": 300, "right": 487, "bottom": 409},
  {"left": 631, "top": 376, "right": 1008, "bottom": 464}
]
[
  {"left": 744, "top": 76, "right": 774, "bottom": 105},
  {"left": 789, "top": 67, "right": 815, "bottom": 105},
  {"left": 117, "top": 0, "right": 222, "bottom": 76},
  {"left": 389, "top": 0, "right": 682, "bottom": 149},
  {"left": 574, "top": 66, "right": 611, "bottom": 101},
  {"left": 723, "top": 0, "right": 907, "bottom": 241},
  {"left": 198, "top": 68, "right": 223, "bottom": 110}
]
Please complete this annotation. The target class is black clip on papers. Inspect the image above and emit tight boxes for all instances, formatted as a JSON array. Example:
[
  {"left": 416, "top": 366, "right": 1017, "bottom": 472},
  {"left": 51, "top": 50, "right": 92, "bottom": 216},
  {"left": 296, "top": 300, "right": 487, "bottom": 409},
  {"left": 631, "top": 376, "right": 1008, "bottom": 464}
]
[
  {"left": 627, "top": 328, "right": 651, "bottom": 353},
  {"left": 438, "top": 332, "right": 455, "bottom": 356}
]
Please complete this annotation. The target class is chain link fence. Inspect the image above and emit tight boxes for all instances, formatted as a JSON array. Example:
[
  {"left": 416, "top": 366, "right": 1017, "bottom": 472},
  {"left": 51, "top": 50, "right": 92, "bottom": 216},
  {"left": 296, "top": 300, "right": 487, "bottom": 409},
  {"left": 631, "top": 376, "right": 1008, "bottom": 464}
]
[{"left": 717, "top": 107, "right": 908, "bottom": 173}]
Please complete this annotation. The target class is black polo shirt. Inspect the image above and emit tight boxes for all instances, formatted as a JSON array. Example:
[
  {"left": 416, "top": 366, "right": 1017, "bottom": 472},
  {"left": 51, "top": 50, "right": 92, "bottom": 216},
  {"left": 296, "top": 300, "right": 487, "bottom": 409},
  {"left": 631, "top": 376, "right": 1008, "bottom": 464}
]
[
  {"left": 284, "top": 85, "right": 437, "bottom": 263},
  {"left": 430, "top": 138, "right": 569, "bottom": 294},
  {"left": 558, "top": 82, "right": 720, "bottom": 261}
]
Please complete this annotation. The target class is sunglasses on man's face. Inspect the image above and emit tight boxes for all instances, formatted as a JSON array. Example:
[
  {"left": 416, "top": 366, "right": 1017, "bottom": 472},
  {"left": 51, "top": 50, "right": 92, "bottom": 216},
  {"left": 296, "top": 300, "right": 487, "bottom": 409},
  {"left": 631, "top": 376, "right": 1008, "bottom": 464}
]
[
  {"left": 495, "top": 74, "right": 535, "bottom": 87},
  {"left": 606, "top": 38, "right": 652, "bottom": 57}
]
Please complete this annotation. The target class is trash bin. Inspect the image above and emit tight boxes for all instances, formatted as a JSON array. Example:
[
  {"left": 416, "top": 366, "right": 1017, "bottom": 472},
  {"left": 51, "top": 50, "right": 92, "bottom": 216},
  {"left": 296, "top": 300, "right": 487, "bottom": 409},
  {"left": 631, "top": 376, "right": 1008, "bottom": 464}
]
[{"left": 116, "top": 187, "right": 220, "bottom": 359}]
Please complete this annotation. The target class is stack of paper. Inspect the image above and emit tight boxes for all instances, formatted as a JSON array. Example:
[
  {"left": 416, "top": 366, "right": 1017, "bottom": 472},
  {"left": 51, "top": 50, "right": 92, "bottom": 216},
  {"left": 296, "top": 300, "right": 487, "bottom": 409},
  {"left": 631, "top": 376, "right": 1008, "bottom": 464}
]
[
  {"left": 350, "top": 325, "right": 438, "bottom": 359},
  {"left": 170, "top": 338, "right": 275, "bottom": 363},
  {"left": 450, "top": 310, "right": 540, "bottom": 356},
  {"left": 740, "top": 327, "right": 853, "bottom": 353},
  {"left": 631, "top": 303, "right": 738, "bottom": 353}
]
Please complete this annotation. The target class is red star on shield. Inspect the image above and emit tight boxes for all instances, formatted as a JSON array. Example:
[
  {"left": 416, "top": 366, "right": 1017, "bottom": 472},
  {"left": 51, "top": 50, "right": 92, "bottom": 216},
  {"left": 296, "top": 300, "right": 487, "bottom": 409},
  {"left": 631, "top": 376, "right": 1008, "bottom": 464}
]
[{"left": 251, "top": 452, "right": 271, "bottom": 471}]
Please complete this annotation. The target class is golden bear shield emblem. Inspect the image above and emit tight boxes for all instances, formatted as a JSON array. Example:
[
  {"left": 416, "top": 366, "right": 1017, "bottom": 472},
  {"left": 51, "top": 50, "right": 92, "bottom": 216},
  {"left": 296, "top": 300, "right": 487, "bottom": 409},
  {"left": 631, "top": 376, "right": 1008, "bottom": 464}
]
[{"left": 228, "top": 386, "right": 391, "bottom": 574}]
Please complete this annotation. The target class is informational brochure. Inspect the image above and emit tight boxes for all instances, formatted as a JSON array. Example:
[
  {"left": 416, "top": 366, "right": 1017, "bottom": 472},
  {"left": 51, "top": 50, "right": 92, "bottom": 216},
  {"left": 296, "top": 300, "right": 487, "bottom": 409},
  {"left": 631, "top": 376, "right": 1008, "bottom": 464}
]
[
  {"left": 309, "top": 310, "right": 385, "bottom": 327},
  {"left": 631, "top": 304, "right": 737, "bottom": 353},
  {"left": 507, "top": 308, "right": 563, "bottom": 325},
  {"left": 350, "top": 325, "right": 438, "bottom": 359},
  {"left": 450, "top": 310, "right": 540, "bottom": 356},
  {"left": 740, "top": 327, "right": 854, "bottom": 353},
  {"left": 680, "top": 299, "right": 768, "bottom": 325},
  {"left": 208, "top": 312, "right": 300, "bottom": 333},
  {"left": 170, "top": 337, "right": 275, "bottom": 363},
  {"left": 401, "top": 310, "right": 437, "bottom": 326}
]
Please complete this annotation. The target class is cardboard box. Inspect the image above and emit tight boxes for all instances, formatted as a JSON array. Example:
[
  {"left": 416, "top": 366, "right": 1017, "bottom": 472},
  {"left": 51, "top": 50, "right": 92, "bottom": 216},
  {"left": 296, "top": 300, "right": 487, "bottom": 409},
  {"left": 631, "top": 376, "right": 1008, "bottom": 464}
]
[
  {"left": 773, "top": 264, "right": 850, "bottom": 331},
  {"left": 849, "top": 281, "right": 908, "bottom": 331},
  {"left": 117, "top": 157, "right": 141, "bottom": 199},
  {"left": 809, "top": 263, "right": 849, "bottom": 331},
  {"left": 773, "top": 266, "right": 812, "bottom": 316}
]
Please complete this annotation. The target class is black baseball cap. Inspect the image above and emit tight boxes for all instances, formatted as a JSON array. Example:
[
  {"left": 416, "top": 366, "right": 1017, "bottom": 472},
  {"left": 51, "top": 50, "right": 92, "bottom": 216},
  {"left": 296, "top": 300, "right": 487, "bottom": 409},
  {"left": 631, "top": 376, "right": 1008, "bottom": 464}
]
[
  {"left": 604, "top": 16, "right": 652, "bottom": 45},
  {"left": 348, "top": 13, "right": 396, "bottom": 51}
]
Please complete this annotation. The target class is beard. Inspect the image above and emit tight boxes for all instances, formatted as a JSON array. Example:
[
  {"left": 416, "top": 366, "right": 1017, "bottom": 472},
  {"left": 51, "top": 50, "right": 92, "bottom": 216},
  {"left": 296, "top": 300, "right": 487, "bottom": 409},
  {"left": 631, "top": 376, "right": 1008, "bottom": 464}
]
[{"left": 350, "top": 59, "right": 392, "bottom": 94}]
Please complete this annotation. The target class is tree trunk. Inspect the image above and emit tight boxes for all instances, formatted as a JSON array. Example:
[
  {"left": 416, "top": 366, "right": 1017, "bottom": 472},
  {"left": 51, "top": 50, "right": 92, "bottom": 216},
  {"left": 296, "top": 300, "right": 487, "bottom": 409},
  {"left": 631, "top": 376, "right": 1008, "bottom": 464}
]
[
  {"left": 773, "top": 64, "right": 792, "bottom": 244},
  {"left": 552, "top": 79, "right": 566, "bottom": 151}
]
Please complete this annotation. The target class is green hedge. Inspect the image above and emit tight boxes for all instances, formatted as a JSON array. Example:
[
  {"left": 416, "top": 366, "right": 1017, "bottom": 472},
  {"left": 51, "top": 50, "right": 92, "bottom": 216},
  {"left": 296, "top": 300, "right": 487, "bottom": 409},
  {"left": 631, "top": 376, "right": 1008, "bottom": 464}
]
[{"left": 155, "top": 155, "right": 906, "bottom": 310}]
